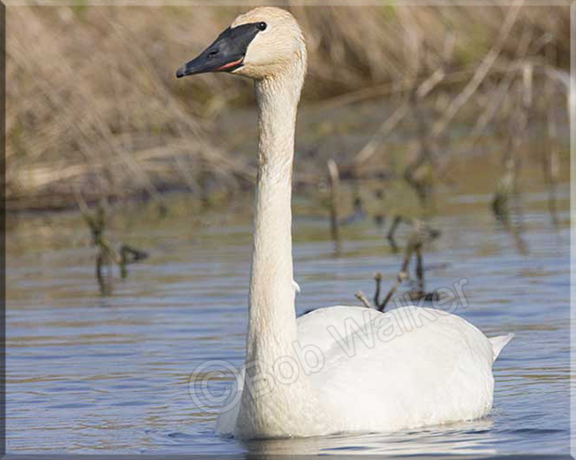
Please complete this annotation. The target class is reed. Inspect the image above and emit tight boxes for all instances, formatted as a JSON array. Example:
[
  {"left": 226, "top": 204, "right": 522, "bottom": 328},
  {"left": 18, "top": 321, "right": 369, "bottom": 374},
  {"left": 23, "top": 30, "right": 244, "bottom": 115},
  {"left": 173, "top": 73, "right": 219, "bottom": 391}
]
[{"left": 7, "top": 4, "right": 570, "bottom": 211}]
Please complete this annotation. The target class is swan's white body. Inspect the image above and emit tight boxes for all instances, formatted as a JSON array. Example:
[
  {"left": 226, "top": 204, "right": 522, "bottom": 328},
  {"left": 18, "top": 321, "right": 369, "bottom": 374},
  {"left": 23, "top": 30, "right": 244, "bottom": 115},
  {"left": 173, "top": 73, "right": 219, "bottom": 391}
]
[
  {"left": 180, "top": 7, "right": 513, "bottom": 440},
  {"left": 217, "top": 306, "right": 513, "bottom": 438}
]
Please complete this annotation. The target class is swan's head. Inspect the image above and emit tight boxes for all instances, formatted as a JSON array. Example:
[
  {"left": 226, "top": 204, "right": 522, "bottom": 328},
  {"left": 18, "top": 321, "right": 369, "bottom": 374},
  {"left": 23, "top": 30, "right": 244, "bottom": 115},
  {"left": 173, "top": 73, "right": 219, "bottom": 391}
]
[{"left": 176, "top": 7, "right": 306, "bottom": 81}]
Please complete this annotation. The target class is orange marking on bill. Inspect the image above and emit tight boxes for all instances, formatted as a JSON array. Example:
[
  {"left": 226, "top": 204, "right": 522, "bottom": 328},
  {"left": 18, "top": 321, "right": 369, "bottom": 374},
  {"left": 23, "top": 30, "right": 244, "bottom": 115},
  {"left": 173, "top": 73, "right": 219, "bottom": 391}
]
[{"left": 216, "top": 57, "right": 244, "bottom": 71}]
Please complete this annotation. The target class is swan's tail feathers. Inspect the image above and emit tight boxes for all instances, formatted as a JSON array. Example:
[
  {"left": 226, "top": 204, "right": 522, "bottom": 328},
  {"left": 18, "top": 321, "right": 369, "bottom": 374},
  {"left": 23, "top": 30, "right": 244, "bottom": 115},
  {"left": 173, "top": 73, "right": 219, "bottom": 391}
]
[{"left": 489, "top": 333, "right": 514, "bottom": 361}]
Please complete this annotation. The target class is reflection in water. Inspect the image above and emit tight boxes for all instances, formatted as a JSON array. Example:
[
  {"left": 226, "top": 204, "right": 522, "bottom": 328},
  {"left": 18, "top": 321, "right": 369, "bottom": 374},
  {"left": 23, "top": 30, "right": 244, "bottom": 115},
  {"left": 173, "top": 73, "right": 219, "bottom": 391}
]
[
  {"left": 6, "top": 183, "right": 572, "bottom": 455},
  {"left": 244, "top": 419, "right": 497, "bottom": 457}
]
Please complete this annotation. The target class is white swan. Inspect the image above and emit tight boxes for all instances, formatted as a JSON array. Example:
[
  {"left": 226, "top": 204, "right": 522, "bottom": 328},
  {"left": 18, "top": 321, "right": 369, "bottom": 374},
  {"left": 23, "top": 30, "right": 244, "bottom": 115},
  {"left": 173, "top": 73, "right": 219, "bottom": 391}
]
[{"left": 177, "top": 7, "right": 513, "bottom": 440}]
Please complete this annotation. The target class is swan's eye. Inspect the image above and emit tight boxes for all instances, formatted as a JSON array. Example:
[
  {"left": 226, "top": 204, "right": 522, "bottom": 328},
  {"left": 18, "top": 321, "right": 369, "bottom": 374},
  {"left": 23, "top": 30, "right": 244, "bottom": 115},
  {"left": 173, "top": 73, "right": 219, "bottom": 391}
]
[{"left": 257, "top": 22, "right": 267, "bottom": 31}]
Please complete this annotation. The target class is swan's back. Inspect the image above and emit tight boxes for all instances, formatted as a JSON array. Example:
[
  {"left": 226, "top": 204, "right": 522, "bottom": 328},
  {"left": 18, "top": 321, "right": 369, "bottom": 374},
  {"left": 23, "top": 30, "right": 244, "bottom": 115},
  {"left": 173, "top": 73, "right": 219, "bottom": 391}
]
[{"left": 304, "top": 306, "right": 497, "bottom": 432}]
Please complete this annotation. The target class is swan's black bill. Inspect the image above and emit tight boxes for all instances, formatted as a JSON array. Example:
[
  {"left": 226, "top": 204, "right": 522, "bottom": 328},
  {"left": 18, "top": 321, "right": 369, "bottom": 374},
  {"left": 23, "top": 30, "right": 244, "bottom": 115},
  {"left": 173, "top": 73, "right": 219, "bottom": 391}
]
[{"left": 176, "top": 23, "right": 262, "bottom": 78}]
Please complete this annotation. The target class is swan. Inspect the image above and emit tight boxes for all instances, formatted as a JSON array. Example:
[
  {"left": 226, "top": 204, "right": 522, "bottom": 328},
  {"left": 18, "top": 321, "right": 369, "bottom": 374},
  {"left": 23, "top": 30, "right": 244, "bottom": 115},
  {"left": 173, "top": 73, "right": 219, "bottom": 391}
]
[{"left": 177, "top": 7, "right": 513, "bottom": 440}]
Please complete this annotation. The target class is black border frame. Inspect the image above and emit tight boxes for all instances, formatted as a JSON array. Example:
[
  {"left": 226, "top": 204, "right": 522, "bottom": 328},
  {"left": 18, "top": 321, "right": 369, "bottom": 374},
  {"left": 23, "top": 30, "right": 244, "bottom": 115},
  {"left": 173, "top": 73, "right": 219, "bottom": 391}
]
[
  {"left": 1, "top": 0, "right": 7, "bottom": 457},
  {"left": 1, "top": 2, "right": 574, "bottom": 459}
]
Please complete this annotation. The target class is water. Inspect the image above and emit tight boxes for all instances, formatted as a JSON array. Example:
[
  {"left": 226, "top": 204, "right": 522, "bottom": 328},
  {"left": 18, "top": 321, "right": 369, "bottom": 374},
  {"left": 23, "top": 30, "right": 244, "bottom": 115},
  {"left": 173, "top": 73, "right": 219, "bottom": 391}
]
[{"left": 6, "top": 181, "right": 573, "bottom": 456}]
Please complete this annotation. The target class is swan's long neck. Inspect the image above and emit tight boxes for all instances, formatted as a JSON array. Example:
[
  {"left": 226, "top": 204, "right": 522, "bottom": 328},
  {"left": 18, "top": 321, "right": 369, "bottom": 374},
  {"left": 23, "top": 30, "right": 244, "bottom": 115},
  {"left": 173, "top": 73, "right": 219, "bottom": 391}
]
[
  {"left": 236, "top": 60, "right": 322, "bottom": 438},
  {"left": 247, "top": 68, "right": 303, "bottom": 368}
]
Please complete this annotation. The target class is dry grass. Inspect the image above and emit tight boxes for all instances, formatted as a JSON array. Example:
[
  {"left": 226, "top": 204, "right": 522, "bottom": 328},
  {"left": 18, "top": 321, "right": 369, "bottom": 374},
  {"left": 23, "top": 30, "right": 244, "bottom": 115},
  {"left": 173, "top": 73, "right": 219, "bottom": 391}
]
[{"left": 6, "top": 4, "right": 570, "bottom": 210}]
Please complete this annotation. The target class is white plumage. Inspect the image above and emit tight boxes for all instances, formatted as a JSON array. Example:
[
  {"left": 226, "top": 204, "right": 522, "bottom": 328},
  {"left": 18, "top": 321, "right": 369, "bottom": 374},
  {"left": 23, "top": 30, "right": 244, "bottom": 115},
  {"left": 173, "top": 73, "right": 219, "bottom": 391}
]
[
  {"left": 217, "top": 306, "right": 513, "bottom": 437},
  {"left": 180, "top": 6, "right": 513, "bottom": 440}
]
